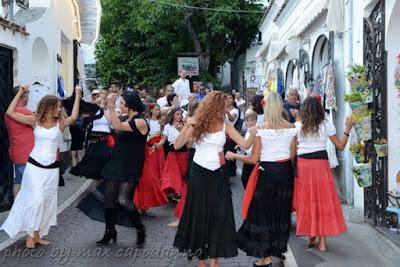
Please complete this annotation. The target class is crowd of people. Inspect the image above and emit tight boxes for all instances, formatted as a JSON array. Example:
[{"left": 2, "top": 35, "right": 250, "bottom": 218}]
[{"left": 1, "top": 69, "right": 354, "bottom": 267}]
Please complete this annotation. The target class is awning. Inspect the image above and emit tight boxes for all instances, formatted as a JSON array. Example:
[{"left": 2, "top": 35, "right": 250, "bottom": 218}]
[
  {"left": 326, "top": 0, "right": 344, "bottom": 33},
  {"left": 266, "top": 40, "right": 286, "bottom": 63},
  {"left": 294, "top": 0, "right": 328, "bottom": 36}
]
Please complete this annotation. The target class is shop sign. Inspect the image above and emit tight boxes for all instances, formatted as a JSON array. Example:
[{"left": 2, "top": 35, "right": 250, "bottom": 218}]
[{"left": 177, "top": 57, "right": 199, "bottom": 76}]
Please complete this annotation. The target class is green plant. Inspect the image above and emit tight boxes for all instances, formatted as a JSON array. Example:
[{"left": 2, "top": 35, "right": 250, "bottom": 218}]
[
  {"left": 374, "top": 137, "right": 387, "bottom": 145},
  {"left": 347, "top": 64, "right": 368, "bottom": 77},
  {"left": 351, "top": 109, "right": 372, "bottom": 123},
  {"left": 344, "top": 92, "right": 363, "bottom": 103},
  {"left": 350, "top": 142, "right": 364, "bottom": 154}
]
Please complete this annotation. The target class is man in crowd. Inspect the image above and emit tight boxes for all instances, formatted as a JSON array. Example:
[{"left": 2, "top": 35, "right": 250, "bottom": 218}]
[
  {"left": 182, "top": 93, "right": 197, "bottom": 111},
  {"left": 109, "top": 80, "right": 122, "bottom": 110},
  {"left": 195, "top": 85, "right": 207, "bottom": 102},
  {"left": 283, "top": 87, "right": 301, "bottom": 123},
  {"left": 172, "top": 69, "right": 190, "bottom": 107},
  {"left": 157, "top": 85, "right": 174, "bottom": 107},
  {"left": 5, "top": 85, "right": 34, "bottom": 199}
]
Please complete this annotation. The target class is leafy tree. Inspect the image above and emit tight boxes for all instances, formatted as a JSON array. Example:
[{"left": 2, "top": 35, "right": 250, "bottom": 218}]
[{"left": 95, "top": 0, "right": 263, "bottom": 88}]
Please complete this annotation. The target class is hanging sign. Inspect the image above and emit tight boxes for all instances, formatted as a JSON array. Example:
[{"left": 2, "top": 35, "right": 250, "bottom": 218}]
[{"left": 177, "top": 57, "right": 199, "bottom": 76}]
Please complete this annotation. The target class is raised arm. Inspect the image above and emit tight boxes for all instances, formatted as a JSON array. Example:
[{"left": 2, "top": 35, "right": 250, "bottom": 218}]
[
  {"left": 329, "top": 117, "right": 354, "bottom": 151},
  {"left": 225, "top": 123, "right": 256, "bottom": 149},
  {"left": 225, "top": 136, "right": 261, "bottom": 165},
  {"left": 60, "top": 86, "right": 81, "bottom": 132},
  {"left": 174, "top": 117, "right": 195, "bottom": 149},
  {"left": 6, "top": 85, "right": 35, "bottom": 127}
]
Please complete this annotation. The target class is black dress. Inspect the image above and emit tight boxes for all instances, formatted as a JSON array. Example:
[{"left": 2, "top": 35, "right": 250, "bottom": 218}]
[
  {"left": 101, "top": 114, "right": 147, "bottom": 184},
  {"left": 70, "top": 111, "right": 111, "bottom": 180},
  {"left": 236, "top": 161, "right": 294, "bottom": 258},
  {"left": 174, "top": 162, "right": 238, "bottom": 260}
]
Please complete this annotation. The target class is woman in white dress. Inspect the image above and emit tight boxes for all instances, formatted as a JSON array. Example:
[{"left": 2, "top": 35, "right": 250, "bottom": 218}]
[{"left": 1, "top": 85, "right": 81, "bottom": 248}]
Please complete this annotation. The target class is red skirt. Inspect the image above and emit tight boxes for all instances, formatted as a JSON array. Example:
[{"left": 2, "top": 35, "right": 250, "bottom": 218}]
[
  {"left": 161, "top": 151, "right": 188, "bottom": 195},
  {"left": 294, "top": 158, "right": 347, "bottom": 236},
  {"left": 174, "top": 181, "right": 187, "bottom": 218},
  {"left": 134, "top": 144, "right": 168, "bottom": 210}
]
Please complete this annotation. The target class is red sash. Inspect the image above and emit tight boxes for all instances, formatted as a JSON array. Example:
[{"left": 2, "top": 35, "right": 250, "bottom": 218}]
[
  {"left": 241, "top": 159, "right": 291, "bottom": 219},
  {"left": 242, "top": 163, "right": 259, "bottom": 219}
]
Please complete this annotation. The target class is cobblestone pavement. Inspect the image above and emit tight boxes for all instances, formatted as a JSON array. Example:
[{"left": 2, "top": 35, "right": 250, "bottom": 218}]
[
  {"left": 0, "top": 175, "right": 290, "bottom": 267},
  {"left": 1, "top": 172, "right": 400, "bottom": 267}
]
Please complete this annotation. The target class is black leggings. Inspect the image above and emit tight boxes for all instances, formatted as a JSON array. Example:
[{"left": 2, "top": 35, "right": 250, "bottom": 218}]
[{"left": 104, "top": 180, "right": 142, "bottom": 228}]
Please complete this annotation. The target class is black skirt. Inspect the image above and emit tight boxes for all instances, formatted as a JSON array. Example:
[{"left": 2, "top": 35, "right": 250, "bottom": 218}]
[
  {"left": 183, "top": 148, "right": 195, "bottom": 181},
  {"left": 70, "top": 136, "right": 111, "bottom": 180},
  {"left": 174, "top": 162, "right": 238, "bottom": 260},
  {"left": 241, "top": 163, "right": 255, "bottom": 188},
  {"left": 236, "top": 161, "right": 294, "bottom": 258},
  {"left": 69, "top": 124, "right": 86, "bottom": 151}
]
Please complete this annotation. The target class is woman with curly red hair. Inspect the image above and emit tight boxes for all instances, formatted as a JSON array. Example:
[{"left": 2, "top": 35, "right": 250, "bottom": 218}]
[{"left": 173, "top": 91, "right": 256, "bottom": 267}]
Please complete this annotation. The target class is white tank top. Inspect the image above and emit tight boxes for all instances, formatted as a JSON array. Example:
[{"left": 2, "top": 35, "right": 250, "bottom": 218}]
[
  {"left": 92, "top": 112, "right": 111, "bottom": 133},
  {"left": 193, "top": 124, "right": 226, "bottom": 171},
  {"left": 30, "top": 124, "right": 62, "bottom": 166}
]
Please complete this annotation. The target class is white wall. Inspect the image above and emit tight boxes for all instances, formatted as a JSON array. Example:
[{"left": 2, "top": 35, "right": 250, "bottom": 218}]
[{"left": 386, "top": 0, "right": 400, "bottom": 191}]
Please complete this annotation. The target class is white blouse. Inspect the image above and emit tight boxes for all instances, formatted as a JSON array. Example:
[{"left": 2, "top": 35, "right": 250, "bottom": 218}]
[
  {"left": 257, "top": 128, "right": 297, "bottom": 162},
  {"left": 295, "top": 120, "right": 336, "bottom": 155},
  {"left": 163, "top": 123, "right": 180, "bottom": 144},
  {"left": 148, "top": 119, "right": 161, "bottom": 137}
]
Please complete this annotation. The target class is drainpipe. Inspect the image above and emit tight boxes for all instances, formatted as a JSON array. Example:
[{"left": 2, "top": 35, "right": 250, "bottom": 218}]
[
  {"left": 8, "top": 0, "right": 13, "bottom": 21},
  {"left": 344, "top": 0, "right": 357, "bottom": 212}
]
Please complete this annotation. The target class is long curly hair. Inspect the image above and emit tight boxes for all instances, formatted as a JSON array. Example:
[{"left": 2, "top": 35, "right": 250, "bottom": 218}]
[
  {"left": 36, "top": 95, "right": 62, "bottom": 124},
  {"left": 193, "top": 91, "right": 227, "bottom": 142},
  {"left": 300, "top": 96, "right": 325, "bottom": 137}
]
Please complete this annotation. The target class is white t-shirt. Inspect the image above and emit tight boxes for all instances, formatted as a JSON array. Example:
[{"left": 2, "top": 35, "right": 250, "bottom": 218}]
[
  {"left": 92, "top": 111, "right": 111, "bottom": 133},
  {"left": 163, "top": 123, "right": 180, "bottom": 144},
  {"left": 235, "top": 98, "right": 246, "bottom": 119},
  {"left": 257, "top": 128, "right": 297, "bottom": 161},
  {"left": 157, "top": 96, "right": 168, "bottom": 108},
  {"left": 243, "top": 130, "right": 252, "bottom": 155},
  {"left": 225, "top": 108, "right": 239, "bottom": 126},
  {"left": 295, "top": 120, "right": 336, "bottom": 155},
  {"left": 172, "top": 78, "right": 190, "bottom": 107},
  {"left": 256, "top": 114, "right": 265, "bottom": 125}
]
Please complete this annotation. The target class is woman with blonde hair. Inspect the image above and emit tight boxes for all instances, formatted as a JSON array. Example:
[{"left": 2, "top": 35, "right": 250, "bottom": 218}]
[
  {"left": 173, "top": 91, "right": 256, "bottom": 267},
  {"left": 1, "top": 85, "right": 81, "bottom": 248},
  {"left": 226, "top": 92, "right": 297, "bottom": 267}
]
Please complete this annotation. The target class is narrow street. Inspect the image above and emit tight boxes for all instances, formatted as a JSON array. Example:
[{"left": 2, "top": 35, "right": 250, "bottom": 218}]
[{"left": 0, "top": 173, "right": 398, "bottom": 267}]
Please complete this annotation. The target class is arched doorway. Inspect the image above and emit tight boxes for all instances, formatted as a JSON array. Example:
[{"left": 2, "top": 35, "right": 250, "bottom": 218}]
[
  {"left": 29, "top": 37, "right": 51, "bottom": 112},
  {"left": 311, "top": 35, "right": 329, "bottom": 97},
  {"left": 285, "top": 60, "right": 297, "bottom": 93}
]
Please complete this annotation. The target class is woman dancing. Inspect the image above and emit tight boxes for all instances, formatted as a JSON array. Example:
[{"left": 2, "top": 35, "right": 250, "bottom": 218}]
[
  {"left": 158, "top": 107, "right": 188, "bottom": 200},
  {"left": 97, "top": 90, "right": 148, "bottom": 246},
  {"left": 70, "top": 91, "right": 112, "bottom": 182},
  {"left": 226, "top": 92, "right": 297, "bottom": 267},
  {"left": 1, "top": 85, "right": 81, "bottom": 248},
  {"left": 134, "top": 104, "right": 168, "bottom": 215},
  {"left": 173, "top": 91, "right": 255, "bottom": 267},
  {"left": 294, "top": 96, "right": 354, "bottom": 252},
  {"left": 168, "top": 102, "right": 199, "bottom": 227}
]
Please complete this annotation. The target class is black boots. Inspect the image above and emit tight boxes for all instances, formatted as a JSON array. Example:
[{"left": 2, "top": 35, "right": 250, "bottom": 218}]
[
  {"left": 136, "top": 226, "right": 146, "bottom": 246},
  {"left": 97, "top": 208, "right": 117, "bottom": 245},
  {"left": 129, "top": 209, "right": 146, "bottom": 246}
]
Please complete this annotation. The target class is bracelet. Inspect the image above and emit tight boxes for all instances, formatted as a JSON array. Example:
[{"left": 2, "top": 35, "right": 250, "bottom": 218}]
[{"left": 344, "top": 132, "right": 350, "bottom": 137}]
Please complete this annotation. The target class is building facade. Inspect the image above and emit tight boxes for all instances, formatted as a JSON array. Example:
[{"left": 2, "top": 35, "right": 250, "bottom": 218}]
[{"left": 238, "top": 0, "right": 400, "bottom": 234}]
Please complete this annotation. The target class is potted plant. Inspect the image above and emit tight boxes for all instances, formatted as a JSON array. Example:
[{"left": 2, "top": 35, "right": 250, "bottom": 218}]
[
  {"left": 347, "top": 64, "right": 370, "bottom": 90},
  {"left": 350, "top": 142, "right": 366, "bottom": 163},
  {"left": 374, "top": 137, "right": 388, "bottom": 157},
  {"left": 352, "top": 109, "right": 372, "bottom": 141},
  {"left": 357, "top": 85, "right": 373, "bottom": 103},
  {"left": 352, "top": 162, "right": 372, "bottom": 187},
  {"left": 344, "top": 92, "right": 364, "bottom": 108}
]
